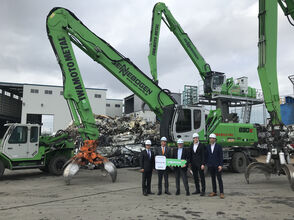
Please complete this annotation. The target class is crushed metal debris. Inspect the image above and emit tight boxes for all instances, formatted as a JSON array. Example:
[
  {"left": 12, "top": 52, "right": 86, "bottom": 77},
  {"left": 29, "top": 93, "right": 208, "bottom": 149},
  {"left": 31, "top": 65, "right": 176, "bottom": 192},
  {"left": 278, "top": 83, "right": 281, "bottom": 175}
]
[{"left": 65, "top": 114, "right": 160, "bottom": 167}]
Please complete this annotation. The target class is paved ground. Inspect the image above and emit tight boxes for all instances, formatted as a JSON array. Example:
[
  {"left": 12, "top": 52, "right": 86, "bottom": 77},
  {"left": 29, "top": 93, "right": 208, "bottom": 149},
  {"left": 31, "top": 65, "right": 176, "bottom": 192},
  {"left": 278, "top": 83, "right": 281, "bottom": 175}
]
[{"left": 0, "top": 162, "right": 294, "bottom": 220}]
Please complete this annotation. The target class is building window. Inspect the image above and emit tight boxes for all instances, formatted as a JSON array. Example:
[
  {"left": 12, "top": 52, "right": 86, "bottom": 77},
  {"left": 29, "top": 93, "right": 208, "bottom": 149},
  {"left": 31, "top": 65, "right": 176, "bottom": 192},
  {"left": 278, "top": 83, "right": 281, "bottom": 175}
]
[
  {"left": 106, "top": 104, "right": 110, "bottom": 107},
  {"left": 60, "top": 91, "right": 64, "bottom": 95},
  {"left": 115, "top": 104, "right": 121, "bottom": 108},
  {"left": 45, "top": 90, "right": 53, "bottom": 95},
  {"left": 94, "top": 94, "right": 101, "bottom": 98},
  {"left": 30, "top": 89, "right": 39, "bottom": 94}
]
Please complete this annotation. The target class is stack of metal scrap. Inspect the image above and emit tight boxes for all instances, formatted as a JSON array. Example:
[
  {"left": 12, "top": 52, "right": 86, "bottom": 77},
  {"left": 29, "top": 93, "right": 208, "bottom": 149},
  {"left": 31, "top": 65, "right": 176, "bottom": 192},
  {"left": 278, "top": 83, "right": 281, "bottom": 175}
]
[
  {"left": 93, "top": 114, "right": 160, "bottom": 146},
  {"left": 65, "top": 114, "right": 160, "bottom": 167}
]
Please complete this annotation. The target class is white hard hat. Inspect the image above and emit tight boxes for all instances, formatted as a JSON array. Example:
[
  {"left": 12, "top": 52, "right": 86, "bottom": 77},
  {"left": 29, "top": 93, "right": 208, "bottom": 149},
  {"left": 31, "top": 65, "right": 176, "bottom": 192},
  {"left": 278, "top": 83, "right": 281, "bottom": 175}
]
[
  {"left": 177, "top": 139, "right": 184, "bottom": 144},
  {"left": 209, "top": 133, "right": 217, "bottom": 139},
  {"left": 160, "top": 137, "right": 167, "bottom": 141},
  {"left": 192, "top": 133, "right": 199, "bottom": 138},
  {"left": 145, "top": 140, "right": 152, "bottom": 145}
]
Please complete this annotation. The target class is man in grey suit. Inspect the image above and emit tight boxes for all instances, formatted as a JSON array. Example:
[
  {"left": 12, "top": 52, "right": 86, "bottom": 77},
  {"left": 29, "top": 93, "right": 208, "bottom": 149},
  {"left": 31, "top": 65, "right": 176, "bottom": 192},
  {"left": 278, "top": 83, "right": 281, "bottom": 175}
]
[{"left": 155, "top": 137, "right": 171, "bottom": 195}]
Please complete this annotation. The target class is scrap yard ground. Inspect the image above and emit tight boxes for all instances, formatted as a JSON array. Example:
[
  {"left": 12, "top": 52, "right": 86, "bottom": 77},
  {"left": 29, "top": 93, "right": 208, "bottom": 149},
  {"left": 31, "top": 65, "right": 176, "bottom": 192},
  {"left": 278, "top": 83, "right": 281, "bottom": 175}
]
[{"left": 0, "top": 157, "right": 293, "bottom": 220}]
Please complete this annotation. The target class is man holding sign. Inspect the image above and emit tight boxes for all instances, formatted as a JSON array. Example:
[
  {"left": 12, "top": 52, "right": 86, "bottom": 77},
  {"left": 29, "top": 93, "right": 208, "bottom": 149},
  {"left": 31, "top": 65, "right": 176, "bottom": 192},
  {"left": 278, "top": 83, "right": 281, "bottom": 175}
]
[
  {"left": 155, "top": 137, "right": 171, "bottom": 195},
  {"left": 172, "top": 139, "right": 190, "bottom": 196}
]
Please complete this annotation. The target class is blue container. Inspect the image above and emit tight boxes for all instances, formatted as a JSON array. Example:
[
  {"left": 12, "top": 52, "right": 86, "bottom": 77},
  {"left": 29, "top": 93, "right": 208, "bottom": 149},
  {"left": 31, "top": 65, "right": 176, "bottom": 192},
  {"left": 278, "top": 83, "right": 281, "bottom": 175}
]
[
  {"left": 281, "top": 103, "right": 294, "bottom": 125},
  {"left": 285, "top": 96, "right": 294, "bottom": 104}
]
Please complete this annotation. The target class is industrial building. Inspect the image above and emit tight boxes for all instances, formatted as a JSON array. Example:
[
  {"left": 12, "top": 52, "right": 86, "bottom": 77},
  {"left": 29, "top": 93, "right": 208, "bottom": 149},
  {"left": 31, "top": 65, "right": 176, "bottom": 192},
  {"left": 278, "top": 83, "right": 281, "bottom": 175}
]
[
  {"left": 0, "top": 82, "right": 123, "bottom": 136},
  {"left": 124, "top": 93, "right": 181, "bottom": 122}
]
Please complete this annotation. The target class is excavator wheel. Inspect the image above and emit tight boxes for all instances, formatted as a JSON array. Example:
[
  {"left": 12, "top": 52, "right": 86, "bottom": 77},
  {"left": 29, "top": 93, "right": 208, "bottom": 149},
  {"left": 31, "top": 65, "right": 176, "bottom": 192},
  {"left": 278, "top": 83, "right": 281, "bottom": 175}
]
[
  {"left": 232, "top": 152, "right": 248, "bottom": 173},
  {"left": 245, "top": 162, "right": 272, "bottom": 184}
]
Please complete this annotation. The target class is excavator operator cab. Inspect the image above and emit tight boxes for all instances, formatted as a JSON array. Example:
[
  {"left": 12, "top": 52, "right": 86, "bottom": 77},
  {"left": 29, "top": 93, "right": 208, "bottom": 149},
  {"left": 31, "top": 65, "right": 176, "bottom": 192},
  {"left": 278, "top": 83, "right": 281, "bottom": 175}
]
[
  {"left": 204, "top": 71, "right": 226, "bottom": 95},
  {"left": 160, "top": 105, "right": 206, "bottom": 143}
]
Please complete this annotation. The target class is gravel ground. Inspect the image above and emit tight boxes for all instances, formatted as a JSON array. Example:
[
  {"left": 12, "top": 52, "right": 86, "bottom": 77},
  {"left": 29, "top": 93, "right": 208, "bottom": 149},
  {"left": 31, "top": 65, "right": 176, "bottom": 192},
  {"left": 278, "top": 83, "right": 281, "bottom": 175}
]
[{"left": 0, "top": 158, "right": 293, "bottom": 220}]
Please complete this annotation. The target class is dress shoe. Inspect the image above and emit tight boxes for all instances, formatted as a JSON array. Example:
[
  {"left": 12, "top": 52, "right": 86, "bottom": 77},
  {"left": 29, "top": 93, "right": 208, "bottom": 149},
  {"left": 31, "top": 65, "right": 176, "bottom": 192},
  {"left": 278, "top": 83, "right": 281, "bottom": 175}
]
[
  {"left": 200, "top": 192, "right": 205, "bottom": 196},
  {"left": 186, "top": 191, "right": 190, "bottom": 196},
  {"left": 143, "top": 192, "right": 148, "bottom": 196},
  {"left": 165, "top": 191, "right": 171, "bottom": 195},
  {"left": 157, "top": 192, "right": 162, "bottom": 195},
  {"left": 220, "top": 193, "right": 225, "bottom": 199},
  {"left": 192, "top": 190, "right": 200, "bottom": 195},
  {"left": 175, "top": 191, "right": 180, "bottom": 195},
  {"left": 148, "top": 192, "right": 155, "bottom": 195},
  {"left": 208, "top": 192, "right": 217, "bottom": 197}
]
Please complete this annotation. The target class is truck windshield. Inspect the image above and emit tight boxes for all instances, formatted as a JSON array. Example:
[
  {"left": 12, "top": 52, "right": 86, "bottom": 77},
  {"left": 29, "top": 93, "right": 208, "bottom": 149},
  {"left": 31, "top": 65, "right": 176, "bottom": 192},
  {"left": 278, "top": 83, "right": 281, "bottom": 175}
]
[{"left": 8, "top": 126, "right": 28, "bottom": 144}]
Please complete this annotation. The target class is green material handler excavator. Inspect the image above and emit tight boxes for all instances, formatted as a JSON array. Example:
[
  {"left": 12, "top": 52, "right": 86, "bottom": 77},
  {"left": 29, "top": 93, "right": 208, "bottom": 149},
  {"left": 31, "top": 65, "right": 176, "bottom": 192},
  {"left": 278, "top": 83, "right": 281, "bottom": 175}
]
[
  {"left": 245, "top": 0, "right": 294, "bottom": 190},
  {"left": 45, "top": 7, "right": 264, "bottom": 183}
]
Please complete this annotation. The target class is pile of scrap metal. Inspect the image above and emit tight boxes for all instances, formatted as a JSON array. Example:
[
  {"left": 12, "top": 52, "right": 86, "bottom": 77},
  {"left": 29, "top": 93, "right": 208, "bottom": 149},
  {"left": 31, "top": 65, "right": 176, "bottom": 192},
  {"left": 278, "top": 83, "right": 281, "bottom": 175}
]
[{"left": 65, "top": 114, "right": 160, "bottom": 167}]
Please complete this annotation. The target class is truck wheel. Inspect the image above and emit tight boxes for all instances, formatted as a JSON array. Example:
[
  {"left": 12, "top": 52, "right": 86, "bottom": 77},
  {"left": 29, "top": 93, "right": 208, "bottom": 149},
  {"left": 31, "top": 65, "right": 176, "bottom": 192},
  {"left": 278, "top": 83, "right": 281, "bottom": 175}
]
[
  {"left": 231, "top": 152, "right": 248, "bottom": 173},
  {"left": 48, "top": 155, "right": 67, "bottom": 175},
  {"left": 0, "top": 160, "right": 4, "bottom": 178}
]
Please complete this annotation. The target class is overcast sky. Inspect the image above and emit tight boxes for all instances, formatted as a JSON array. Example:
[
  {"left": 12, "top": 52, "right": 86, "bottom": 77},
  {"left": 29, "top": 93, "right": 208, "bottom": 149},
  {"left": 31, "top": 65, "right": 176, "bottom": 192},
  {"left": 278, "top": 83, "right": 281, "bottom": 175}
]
[{"left": 1, "top": 0, "right": 293, "bottom": 100}]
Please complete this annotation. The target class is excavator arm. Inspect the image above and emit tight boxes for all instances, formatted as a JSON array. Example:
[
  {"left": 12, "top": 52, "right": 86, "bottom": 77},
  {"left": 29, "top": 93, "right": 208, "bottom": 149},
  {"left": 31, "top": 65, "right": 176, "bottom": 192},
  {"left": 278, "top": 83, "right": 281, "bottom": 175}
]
[
  {"left": 47, "top": 7, "right": 176, "bottom": 120},
  {"left": 148, "top": 2, "right": 211, "bottom": 83},
  {"left": 278, "top": 0, "right": 294, "bottom": 24},
  {"left": 148, "top": 2, "right": 228, "bottom": 95},
  {"left": 245, "top": 0, "right": 294, "bottom": 191},
  {"left": 46, "top": 7, "right": 178, "bottom": 183}
]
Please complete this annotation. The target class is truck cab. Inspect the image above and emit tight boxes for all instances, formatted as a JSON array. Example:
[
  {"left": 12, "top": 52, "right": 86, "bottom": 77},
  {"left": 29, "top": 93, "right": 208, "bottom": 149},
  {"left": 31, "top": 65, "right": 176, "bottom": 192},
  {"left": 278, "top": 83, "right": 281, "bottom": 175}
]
[
  {"left": 0, "top": 123, "right": 74, "bottom": 178},
  {"left": 1, "top": 124, "right": 40, "bottom": 159}
]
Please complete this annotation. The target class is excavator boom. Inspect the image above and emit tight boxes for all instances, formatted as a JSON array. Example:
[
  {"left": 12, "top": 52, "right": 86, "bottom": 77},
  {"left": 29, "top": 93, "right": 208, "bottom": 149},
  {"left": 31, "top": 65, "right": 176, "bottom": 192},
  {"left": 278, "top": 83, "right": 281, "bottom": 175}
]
[
  {"left": 47, "top": 7, "right": 175, "bottom": 120},
  {"left": 148, "top": 2, "right": 211, "bottom": 83}
]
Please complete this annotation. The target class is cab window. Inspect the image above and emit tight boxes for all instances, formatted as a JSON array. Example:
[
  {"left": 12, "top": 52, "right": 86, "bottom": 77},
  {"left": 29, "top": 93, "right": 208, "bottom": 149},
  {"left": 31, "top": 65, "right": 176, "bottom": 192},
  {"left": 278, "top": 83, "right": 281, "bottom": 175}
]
[
  {"left": 30, "top": 127, "right": 39, "bottom": 143},
  {"left": 194, "top": 110, "right": 201, "bottom": 129},
  {"left": 176, "top": 109, "right": 192, "bottom": 133},
  {"left": 8, "top": 126, "right": 28, "bottom": 144}
]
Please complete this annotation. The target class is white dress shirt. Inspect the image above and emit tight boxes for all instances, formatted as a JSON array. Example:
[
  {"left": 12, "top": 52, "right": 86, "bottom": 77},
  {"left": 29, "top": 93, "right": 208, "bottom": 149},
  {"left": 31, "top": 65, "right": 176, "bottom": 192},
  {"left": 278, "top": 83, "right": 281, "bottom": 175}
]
[
  {"left": 211, "top": 143, "right": 216, "bottom": 153},
  {"left": 177, "top": 148, "right": 183, "bottom": 160},
  {"left": 193, "top": 143, "right": 199, "bottom": 153}
]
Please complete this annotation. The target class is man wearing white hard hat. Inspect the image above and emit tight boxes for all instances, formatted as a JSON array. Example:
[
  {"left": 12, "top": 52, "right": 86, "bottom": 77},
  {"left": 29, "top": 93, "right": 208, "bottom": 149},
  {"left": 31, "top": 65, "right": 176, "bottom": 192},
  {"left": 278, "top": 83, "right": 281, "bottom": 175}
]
[
  {"left": 189, "top": 132, "right": 206, "bottom": 196},
  {"left": 172, "top": 138, "right": 190, "bottom": 196},
  {"left": 206, "top": 133, "right": 224, "bottom": 199},
  {"left": 155, "top": 137, "right": 171, "bottom": 195},
  {"left": 140, "top": 140, "right": 155, "bottom": 196}
]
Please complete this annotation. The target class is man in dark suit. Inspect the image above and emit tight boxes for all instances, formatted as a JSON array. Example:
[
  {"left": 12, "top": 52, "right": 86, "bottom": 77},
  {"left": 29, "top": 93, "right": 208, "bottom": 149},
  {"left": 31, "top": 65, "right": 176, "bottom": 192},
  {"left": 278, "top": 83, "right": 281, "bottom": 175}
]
[
  {"left": 172, "top": 139, "right": 190, "bottom": 196},
  {"left": 155, "top": 137, "right": 171, "bottom": 195},
  {"left": 206, "top": 133, "right": 224, "bottom": 199},
  {"left": 140, "top": 140, "right": 155, "bottom": 196},
  {"left": 189, "top": 133, "right": 206, "bottom": 196}
]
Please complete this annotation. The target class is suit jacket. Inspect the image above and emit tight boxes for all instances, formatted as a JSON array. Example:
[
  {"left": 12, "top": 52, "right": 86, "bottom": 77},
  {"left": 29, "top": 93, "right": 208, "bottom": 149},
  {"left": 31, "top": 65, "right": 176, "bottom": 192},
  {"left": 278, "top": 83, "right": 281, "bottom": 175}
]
[
  {"left": 189, "top": 142, "right": 206, "bottom": 168},
  {"left": 140, "top": 149, "right": 155, "bottom": 172},
  {"left": 172, "top": 147, "right": 190, "bottom": 171},
  {"left": 206, "top": 143, "right": 223, "bottom": 167},
  {"left": 155, "top": 145, "right": 171, "bottom": 158}
]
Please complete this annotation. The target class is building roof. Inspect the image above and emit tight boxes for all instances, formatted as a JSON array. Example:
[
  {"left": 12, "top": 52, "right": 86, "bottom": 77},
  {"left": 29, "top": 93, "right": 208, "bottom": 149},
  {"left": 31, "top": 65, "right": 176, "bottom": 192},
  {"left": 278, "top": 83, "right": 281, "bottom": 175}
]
[
  {"left": 106, "top": 98, "right": 123, "bottom": 101},
  {"left": 0, "top": 81, "right": 107, "bottom": 97}
]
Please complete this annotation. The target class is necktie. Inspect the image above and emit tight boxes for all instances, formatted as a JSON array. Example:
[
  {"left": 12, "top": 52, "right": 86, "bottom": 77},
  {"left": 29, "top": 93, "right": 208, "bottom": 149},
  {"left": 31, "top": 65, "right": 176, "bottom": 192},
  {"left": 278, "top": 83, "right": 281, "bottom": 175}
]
[
  {"left": 148, "top": 150, "right": 151, "bottom": 158},
  {"left": 162, "top": 147, "right": 165, "bottom": 155}
]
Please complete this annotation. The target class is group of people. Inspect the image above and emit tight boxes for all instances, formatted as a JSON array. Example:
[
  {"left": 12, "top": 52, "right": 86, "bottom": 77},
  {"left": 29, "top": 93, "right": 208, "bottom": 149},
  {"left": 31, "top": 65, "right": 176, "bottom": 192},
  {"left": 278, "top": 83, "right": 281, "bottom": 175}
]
[{"left": 139, "top": 133, "right": 224, "bottom": 199}]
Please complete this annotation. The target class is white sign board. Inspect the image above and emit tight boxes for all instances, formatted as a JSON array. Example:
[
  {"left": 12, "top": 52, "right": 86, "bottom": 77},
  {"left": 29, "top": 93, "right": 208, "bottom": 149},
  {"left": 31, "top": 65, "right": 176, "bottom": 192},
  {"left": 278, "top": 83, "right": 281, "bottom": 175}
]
[{"left": 155, "top": 156, "right": 166, "bottom": 170}]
